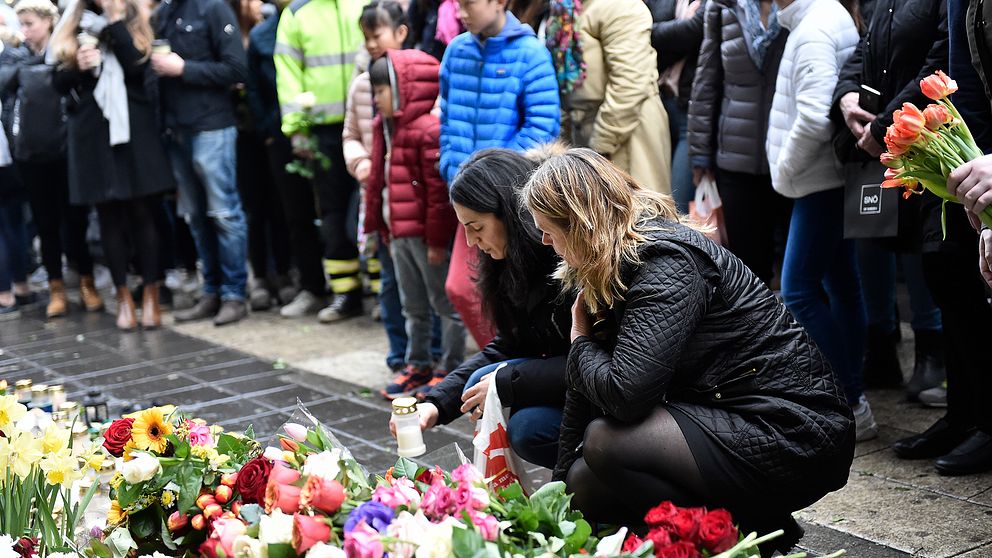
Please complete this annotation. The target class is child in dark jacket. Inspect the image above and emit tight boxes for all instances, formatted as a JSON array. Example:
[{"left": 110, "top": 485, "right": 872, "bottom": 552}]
[{"left": 367, "top": 49, "right": 466, "bottom": 399}]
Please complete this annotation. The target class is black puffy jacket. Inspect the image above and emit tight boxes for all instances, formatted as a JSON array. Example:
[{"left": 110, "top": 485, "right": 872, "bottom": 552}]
[
  {"left": 645, "top": 0, "right": 706, "bottom": 110},
  {"left": 553, "top": 220, "right": 855, "bottom": 500}
]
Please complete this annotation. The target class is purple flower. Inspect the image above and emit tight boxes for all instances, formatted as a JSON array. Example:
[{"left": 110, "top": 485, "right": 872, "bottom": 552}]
[{"left": 345, "top": 502, "right": 395, "bottom": 534}]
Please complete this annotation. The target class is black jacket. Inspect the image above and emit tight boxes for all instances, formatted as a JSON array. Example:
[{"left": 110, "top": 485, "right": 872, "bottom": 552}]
[
  {"left": 553, "top": 221, "right": 855, "bottom": 503},
  {"left": 53, "top": 22, "right": 174, "bottom": 206},
  {"left": 0, "top": 43, "right": 28, "bottom": 148},
  {"left": 831, "top": 0, "right": 948, "bottom": 162},
  {"left": 153, "top": 0, "right": 247, "bottom": 132},
  {"left": 646, "top": 0, "right": 706, "bottom": 110},
  {"left": 2, "top": 51, "right": 67, "bottom": 163},
  {"left": 425, "top": 279, "right": 573, "bottom": 425},
  {"left": 246, "top": 11, "right": 280, "bottom": 140}
]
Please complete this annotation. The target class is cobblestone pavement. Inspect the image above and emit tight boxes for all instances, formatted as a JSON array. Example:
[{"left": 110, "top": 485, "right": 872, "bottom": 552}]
[{"left": 3, "top": 301, "right": 991, "bottom": 557}]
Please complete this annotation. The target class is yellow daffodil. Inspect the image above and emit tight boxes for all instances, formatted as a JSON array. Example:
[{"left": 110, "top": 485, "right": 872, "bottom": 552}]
[
  {"left": 73, "top": 440, "right": 107, "bottom": 472},
  {"left": 130, "top": 408, "right": 173, "bottom": 454},
  {"left": 40, "top": 448, "right": 82, "bottom": 487},
  {"left": 0, "top": 436, "right": 12, "bottom": 472},
  {"left": 40, "top": 424, "right": 70, "bottom": 454},
  {"left": 10, "top": 431, "right": 43, "bottom": 479},
  {"left": 107, "top": 500, "right": 127, "bottom": 526},
  {"left": 0, "top": 395, "right": 27, "bottom": 431}
]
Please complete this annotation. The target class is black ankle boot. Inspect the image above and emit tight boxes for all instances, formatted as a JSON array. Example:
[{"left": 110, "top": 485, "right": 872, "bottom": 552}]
[
  {"left": 863, "top": 327, "right": 903, "bottom": 388},
  {"left": 905, "top": 329, "right": 946, "bottom": 402}
]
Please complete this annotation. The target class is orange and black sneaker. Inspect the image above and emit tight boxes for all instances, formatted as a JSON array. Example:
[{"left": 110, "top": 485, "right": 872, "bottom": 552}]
[
  {"left": 413, "top": 370, "right": 448, "bottom": 401},
  {"left": 381, "top": 364, "right": 433, "bottom": 400}
]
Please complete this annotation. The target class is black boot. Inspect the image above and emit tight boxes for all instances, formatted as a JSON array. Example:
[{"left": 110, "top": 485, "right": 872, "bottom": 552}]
[
  {"left": 863, "top": 327, "right": 903, "bottom": 388},
  {"left": 905, "top": 329, "right": 946, "bottom": 402}
]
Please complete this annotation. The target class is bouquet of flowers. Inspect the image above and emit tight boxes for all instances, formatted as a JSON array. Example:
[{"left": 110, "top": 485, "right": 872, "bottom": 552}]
[
  {"left": 880, "top": 70, "right": 992, "bottom": 232},
  {"left": 286, "top": 91, "right": 333, "bottom": 180},
  {"left": 87, "top": 406, "right": 258, "bottom": 558},
  {"left": 0, "top": 394, "right": 106, "bottom": 555}
]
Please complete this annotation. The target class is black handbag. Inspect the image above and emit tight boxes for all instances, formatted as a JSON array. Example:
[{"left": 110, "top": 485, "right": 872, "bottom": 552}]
[
  {"left": 842, "top": 160, "right": 900, "bottom": 239},
  {"left": 11, "top": 63, "right": 66, "bottom": 162}
]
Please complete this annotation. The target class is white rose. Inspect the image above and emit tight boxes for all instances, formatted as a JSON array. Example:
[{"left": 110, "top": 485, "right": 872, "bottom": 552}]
[
  {"left": 302, "top": 449, "right": 341, "bottom": 481},
  {"left": 233, "top": 535, "right": 267, "bottom": 558},
  {"left": 118, "top": 453, "right": 161, "bottom": 484},
  {"left": 263, "top": 446, "right": 285, "bottom": 462},
  {"left": 296, "top": 92, "right": 317, "bottom": 110},
  {"left": 258, "top": 510, "right": 294, "bottom": 545},
  {"left": 414, "top": 519, "right": 456, "bottom": 558},
  {"left": 306, "top": 542, "right": 346, "bottom": 558}
]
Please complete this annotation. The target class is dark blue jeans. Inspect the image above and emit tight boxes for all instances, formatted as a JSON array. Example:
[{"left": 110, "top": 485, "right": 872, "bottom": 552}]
[
  {"left": 857, "top": 244, "right": 941, "bottom": 333},
  {"left": 0, "top": 192, "right": 28, "bottom": 293},
  {"left": 465, "top": 359, "right": 562, "bottom": 469},
  {"left": 781, "top": 189, "right": 867, "bottom": 405},
  {"left": 662, "top": 95, "right": 694, "bottom": 214}
]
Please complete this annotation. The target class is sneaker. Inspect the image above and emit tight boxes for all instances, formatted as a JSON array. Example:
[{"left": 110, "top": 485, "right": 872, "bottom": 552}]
[
  {"left": 317, "top": 292, "right": 363, "bottom": 323},
  {"left": 280, "top": 290, "right": 324, "bottom": 318},
  {"left": 853, "top": 395, "right": 879, "bottom": 442},
  {"left": 249, "top": 286, "right": 273, "bottom": 311},
  {"left": 413, "top": 370, "right": 448, "bottom": 401},
  {"left": 0, "top": 303, "right": 20, "bottom": 320},
  {"left": 381, "top": 365, "right": 433, "bottom": 400},
  {"left": 919, "top": 382, "right": 948, "bottom": 408},
  {"left": 214, "top": 300, "right": 248, "bottom": 326},
  {"left": 173, "top": 294, "right": 220, "bottom": 322},
  {"left": 277, "top": 284, "right": 298, "bottom": 306}
]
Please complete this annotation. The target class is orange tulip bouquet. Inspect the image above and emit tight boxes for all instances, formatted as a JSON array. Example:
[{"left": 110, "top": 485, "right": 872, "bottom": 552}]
[{"left": 880, "top": 70, "right": 992, "bottom": 232}]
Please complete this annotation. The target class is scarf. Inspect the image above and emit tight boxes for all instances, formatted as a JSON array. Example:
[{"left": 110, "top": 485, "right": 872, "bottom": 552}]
[
  {"left": 546, "top": 0, "right": 586, "bottom": 97},
  {"left": 740, "top": 0, "right": 781, "bottom": 69},
  {"left": 434, "top": 0, "right": 463, "bottom": 46}
]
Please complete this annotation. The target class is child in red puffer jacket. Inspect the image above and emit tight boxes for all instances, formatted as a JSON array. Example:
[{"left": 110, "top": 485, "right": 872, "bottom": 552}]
[{"left": 366, "top": 49, "right": 465, "bottom": 399}]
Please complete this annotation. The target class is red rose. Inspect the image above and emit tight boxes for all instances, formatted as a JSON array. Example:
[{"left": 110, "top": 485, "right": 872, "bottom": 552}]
[
  {"left": 644, "top": 502, "right": 680, "bottom": 527},
  {"left": 235, "top": 457, "right": 274, "bottom": 504},
  {"left": 665, "top": 508, "right": 706, "bottom": 542},
  {"left": 199, "top": 538, "right": 221, "bottom": 558},
  {"left": 697, "top": 509, "right": 739, "bottom": 554},
  {"left": 622, "top": 534, "right": 646, "bottom": 554},
  {"left": 654, "top": 541, "right": 701, "bottom": 558},
  {"left": 14, "top": 537, "right": 36, "bottom": 558},
  {"left": 102, "top": 418, "right": 135, "bottom": 457},
  {"left": 646, "top": 527, "right": 673, "bottom": 550}
]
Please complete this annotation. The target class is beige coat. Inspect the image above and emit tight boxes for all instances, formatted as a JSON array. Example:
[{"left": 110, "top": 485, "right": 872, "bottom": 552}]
[
  {"left": 343, "top": 50, "right": 375, "bottom": 181},
  {"left": 568, "top": 0, "right": 671, "bottom": 193}
]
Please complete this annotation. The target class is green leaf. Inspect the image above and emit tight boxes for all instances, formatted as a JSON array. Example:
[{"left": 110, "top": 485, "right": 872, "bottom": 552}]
[
  {"left": 131, "top": 509, "right": 158, "bottom": 540},
  {"left": 245, "top": 424, "right": 255, "bottom": 439},
  {"left": 564, "top": 519, "right": 592, "bottom": 554},
  {"left": 115, "top": 480, "right": 143, "bottom": 509},
  {"left": 178, "top": 462, "right": 204, "bottom": 514},
  {"left": 497, "top": 483, "right": 525, "bottom": 502},
  {"left": 391, "top": 457, "right": 422, "bottom": 480},
  {"left": 87, "top": 540, "right": 114, "bottom": 558},
  {"left": 160, "top": 513, "right": 179, "bottom": 551},
  {"left": 106, "top": 528, "right": 137, "bottom": 558},
  {"left": 267, "top": 543, "right": 296, "bottom": 558},
  {"left": 453, "top": 525, "right": 486, "bottom": 558}
]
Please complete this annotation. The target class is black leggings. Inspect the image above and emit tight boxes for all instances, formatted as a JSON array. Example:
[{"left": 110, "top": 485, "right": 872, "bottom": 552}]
[
  {"left": 238, "top": 129, "right": 291, "bottom": 280},
  {"left": 20, "top": 159, "right": 93, "bottom": 279},
  {"left": 95, "top": 195, "right": 164, "bottom": 287}
]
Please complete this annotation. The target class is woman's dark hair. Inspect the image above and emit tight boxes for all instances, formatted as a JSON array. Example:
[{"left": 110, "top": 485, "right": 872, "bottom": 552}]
[
  {"left": 450, "top": 148, "right": 558, "bottom": 343},
  {"left": 360, "top": 0, "right": 409, "bottom": 31}
]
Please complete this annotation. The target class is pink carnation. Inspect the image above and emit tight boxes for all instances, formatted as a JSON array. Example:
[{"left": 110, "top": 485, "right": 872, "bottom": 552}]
[
  {"left": 451, "top": 463, "right": 483, "bottom": 485},
  {"left": 372, "top": 478, "right": 421, "bottom": 509},
  {"left": 187, "top": 421, "right": 213, "bottom": 447},
  {"left": 420, "top": 479, "right": 456, "bottom": 520}
]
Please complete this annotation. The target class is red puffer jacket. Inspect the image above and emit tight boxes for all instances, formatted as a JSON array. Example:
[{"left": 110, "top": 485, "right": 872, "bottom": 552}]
[{"left": 364, "top": 49, "right": 456, "bottom": 248}]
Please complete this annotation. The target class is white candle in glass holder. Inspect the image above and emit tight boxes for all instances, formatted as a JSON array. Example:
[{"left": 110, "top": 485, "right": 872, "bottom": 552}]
[{"left": 392, "top": 397, "right": 426, "bottom": 458}]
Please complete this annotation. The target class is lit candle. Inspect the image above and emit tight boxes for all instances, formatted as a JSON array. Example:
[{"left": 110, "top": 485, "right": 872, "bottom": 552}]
[{"left": 391, "top": 397, "right": 426, "bottom": 458}]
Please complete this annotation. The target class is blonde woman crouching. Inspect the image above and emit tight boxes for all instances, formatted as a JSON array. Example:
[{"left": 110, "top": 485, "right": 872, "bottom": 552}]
[{"left": 522, "top": 147, "right": 854, "bottom": 555}]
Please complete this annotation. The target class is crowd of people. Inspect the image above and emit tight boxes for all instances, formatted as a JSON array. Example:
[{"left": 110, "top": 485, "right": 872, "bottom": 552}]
[{"left": 1, "top": 0, "right": 992, "bottom": 546}]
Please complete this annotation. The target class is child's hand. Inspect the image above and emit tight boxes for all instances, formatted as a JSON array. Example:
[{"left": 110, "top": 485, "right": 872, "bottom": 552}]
[
  {"left": 427, "top": 246, "right": 449, "bottom": 266},
  {"left": 355, "top": 159, "right": 371, "bottom": 183}
]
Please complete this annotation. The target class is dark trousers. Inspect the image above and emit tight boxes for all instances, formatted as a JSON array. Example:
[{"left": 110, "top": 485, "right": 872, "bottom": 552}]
[
  {"left": 18, "top": 159, "right": 92, "bottom": 279},
  {"left": 313, "top": 124, "right": 359, "bottom": 262},
  {"left": 95, "top": 195, "right": 164, "bottom": 286},
  {"left": 715, "top": 168, "right": 792, "bottom": 285},
  {"left": 0, "top": 171, "right": 28, "bottom": 292},
  {"left": 238, "top": 129, "right": 291, "bottom": 280},
  {"left": 266, "top": 135, "right": 326, "bottom": 297}
]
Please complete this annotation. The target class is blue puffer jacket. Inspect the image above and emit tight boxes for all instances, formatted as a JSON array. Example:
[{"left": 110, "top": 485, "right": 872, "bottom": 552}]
[{"left": 439, "top": 12, "right": 561, "bottom": 184}]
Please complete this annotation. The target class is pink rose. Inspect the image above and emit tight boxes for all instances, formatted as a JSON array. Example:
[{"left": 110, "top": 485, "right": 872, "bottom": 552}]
[
  {"left": 269, "top": 462, "right": 302, "bottom": 485},
  {"left": 265, "top": 477, "right": 302, "bottom": 514},
  {"left": 372, "top": 478, "right": 421, "bottom": 509},
  {"left": 293, "top": 513, "right": 332, "bottom": 554},
  {"left": 467, "top": 510, "right": 499, "bottom": 541},
  {"left": 344, "top": 521, "right": 384, "bottom": 558},
  {"left": 451, "top": 463, "right": 483, "bottom": 485},
  {"left": 301, "top": 476, "right": 346, "bottom": 514},
  {"left": 208, "top": 518, "right": 247, "bottom": 557},
  {"left": 187, "top": 421, "right": 213, "bottom": 447},
  {"left": 420, "top": 480, "right": 455, "bottom": 519}
]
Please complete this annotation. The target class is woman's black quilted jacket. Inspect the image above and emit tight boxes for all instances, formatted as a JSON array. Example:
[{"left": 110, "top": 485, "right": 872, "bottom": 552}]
[{"left": 552, "top": 220, "right": 855, "bottom": 493}]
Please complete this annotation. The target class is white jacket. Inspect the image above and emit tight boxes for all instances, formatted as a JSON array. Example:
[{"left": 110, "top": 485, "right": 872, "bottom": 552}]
[{"left": 766, "top": 0, "right": 859, "bottom": 198}]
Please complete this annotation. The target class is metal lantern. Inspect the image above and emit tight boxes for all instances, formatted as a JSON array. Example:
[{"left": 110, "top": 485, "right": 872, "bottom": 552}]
[{"left": 82, "top": 388, "right": 109, "bottom": 427}]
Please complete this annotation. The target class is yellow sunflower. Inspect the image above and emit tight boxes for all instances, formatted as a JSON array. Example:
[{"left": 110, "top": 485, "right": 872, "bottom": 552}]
[
  {"left": 130, "top": 408, "right": 173, "bottom": 454},
  {"left": 107, "top": 500, "right": 128, "bottom": 526}
]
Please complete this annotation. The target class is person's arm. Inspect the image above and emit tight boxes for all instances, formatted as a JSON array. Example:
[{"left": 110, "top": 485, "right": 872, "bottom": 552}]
[
  {"left": 421, "top": 123, "right": 456, "bottom": 249},
  {"left": 493, "top": 355, "right": 568, "bottom": 409},
  {"left": 587, "top": 3, "right": 657, "bottom": 157},
  {"left": 245, "top": 37, "right": 273, "bottom": 139},
  {"left": 687, "top": 0, "right": 723, "bottom": 170},
  {"left": 830, "top": 34, "right": 864, "bottom": 122},
  {"left": 275, "top": 8, "right": 305, "bottom": 136},
  {"left": 424, "top": 338, "right": 511, "bottom": 425},
  {"left": 106, "top": 21, "right": 149, "bottom": 79},
  {"left": 651, "top": 0, "right": 706, "bottom": 69},
  {"left": 506, "top": 40, "right": 560, "bottom": 151},
  {"left": 438, "top": 47, "right": 455, "bottom": 184},
  {"left": 180, "top": 0, "right": 248, "bottom": 87},
  {"left": 343, "top": 74, "right": 372, "bottom": 180}
]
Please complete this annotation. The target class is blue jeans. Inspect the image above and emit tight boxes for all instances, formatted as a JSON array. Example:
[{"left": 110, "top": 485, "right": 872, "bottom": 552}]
[
  {"left": 0, "top": 193, "right": 28, "bottom": 292},
  {"left": 857, "top": 243, "right": 941, "bottom": 333},
  {"left": 781, "top": 189, "right": 868, "bottom": 405},
  {"left": 465, "top": 359, "right": 562, "bottom": 469},
  {"left": 168, "top": 126, "right": 248, "bottom": 301},
  {"left": 662, "top": 95, "right": 694, "bottom": 214}
]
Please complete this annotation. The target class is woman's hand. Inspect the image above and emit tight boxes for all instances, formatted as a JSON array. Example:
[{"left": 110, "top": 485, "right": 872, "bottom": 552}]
[
  {"left": 388, "top": 401, "right": 439, "bottom": 436},
  {"left": 692, "top": 166, "right": 713, "bottom": 187},
  {"left": 857, "top": 127, "right": 884, "bottom": 157},
  {"left": 460, "top": 373, "right": 493, "bottom": 422},
  {"left": 570, "top": 291, "right": 590, "bottom": 342},
  {"left": 948, "top": 155, "right": 992, "bottom": 216},
  {"left": 76, "top": 44, "right": 101, "bottom": 71},
  {"left": 839, "top": 91, "right": 876, "bottom": 138}
]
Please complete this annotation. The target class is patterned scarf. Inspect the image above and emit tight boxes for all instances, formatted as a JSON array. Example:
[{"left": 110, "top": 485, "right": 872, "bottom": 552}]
[
  {"left": 546, "top": 0, "right": 586, "bottom": 96},
  {"left": 740, "top": 0, "right": 781, "bottom": 69}
]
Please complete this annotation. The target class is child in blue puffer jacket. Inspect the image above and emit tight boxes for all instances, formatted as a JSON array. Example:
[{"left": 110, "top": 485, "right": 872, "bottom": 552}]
[{"left": 437, "top": 0, "right": 560, "bottom": 351}]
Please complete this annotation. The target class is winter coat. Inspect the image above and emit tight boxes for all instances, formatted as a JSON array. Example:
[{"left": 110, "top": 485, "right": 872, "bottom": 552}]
[
  {"left": 553, "top": 220, "right": 855, "bottom": 503},
  {"left": 688, "top": 0, "right": 787, "bottom": 175},
  {"left": 646, "top": 0, "right": 706, "bottom": 110},
  {"left": 246, "top": 12, "right": 281, "bottom": 141},
  {"left": 831, "top": 0, "right": 947, "bottom": 162},
  {"left": 153, "top": 0, "right": 248, "bottom": 132},
  {"left": 426, "top": 273, "right": 574, "bottom": 425},
  {"left": 5, "top": 51, "right": 67, "bottom": 163},
  {"left": 765, "top": 0, "right": 858, "bottom": 198},
  {"left": 439, "top": 11, "right": 560, "bottom": 185},
  {"left": 52, "top": 22, "right": 174, "bottom": 206},
  {"left": 343, "top": 53, "right": 374, "bottom": 181},
  {"left": 966, "top": 0, "right": 992, "bottom": 130},
  {"left": 568, "top": 0, "right": 672, "bottom": 194},
  {"left": 364, "top": 49, "right": 456, "bottom": 248}
]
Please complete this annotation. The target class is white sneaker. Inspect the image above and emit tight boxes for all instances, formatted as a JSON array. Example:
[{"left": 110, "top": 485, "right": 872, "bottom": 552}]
[
  {"left": 280, "top": 290, "right": 323, "bottom": 318},
  {"left": 919, "top": 384, "right": 948, "bottom": 408},
  {"left": 853, "top": 395, "right": 879, "bottom": 442}
]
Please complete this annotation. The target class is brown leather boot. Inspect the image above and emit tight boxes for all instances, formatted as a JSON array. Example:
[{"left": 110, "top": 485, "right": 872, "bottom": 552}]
[
  {"left": 141, "top": 283, "right": 161, "bottom": 329},
  {"left": 79, "top": 275, "right": 104, "bottom": 312},
  {"left": 46, "top": 279, "right": 68, "bottom": 318},
  {"left": 115, "top": 286, "right": 137, "bottom": 331}
]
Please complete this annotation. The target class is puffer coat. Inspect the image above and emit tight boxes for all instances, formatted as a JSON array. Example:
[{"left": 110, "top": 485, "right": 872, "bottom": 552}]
[
  {"left": 554, "top": 220, "right": 855, "bottom": 505},
  {"left": 343, "top": 50, "right": 374, "bottom": 181},
  {"left": 688, "top": 0, "right": 787, "bottom": 174},
  {"left": 364, "top": 49, "right": 456, "bottom": 247},
  {"left": 438, "top": 11, "right": 560, "bottom": 185}
]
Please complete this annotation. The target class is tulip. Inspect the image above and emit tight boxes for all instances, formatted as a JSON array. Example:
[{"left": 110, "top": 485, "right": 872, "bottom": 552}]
[
  {"left": 197, "top": 493, "right": 217, "bottom": 510},
  {"left": 300, "top": 476, "right": 346, "bottom": 514},
  {"left": 268, "top": 462, "right": 302, "bottom": 485},
  {"left": 292, "top": 514, "right": 332, "bottom": 554},
  {"left": 266, "top": 478, "right": 302, "bottom": 514},
  {"left": 204, "top": 503, "right": 223, "bottom": 519},
  {"left": 232, "top": 501, "right": 243, "bottom": 517},
  {"left": 167, "top": 511, "right": 189, "bottom": 532},
  {"left": 221, "top": 472, "right": 238, "bottom": 487},
  {"left": 215, "top": 485, "right": 233, "bottom": 504},
  {"left": 283, "top": 423, "right": 309, "bottom": 442},
  {"left": 191, "top": 514, "right": 207, "bottom": 531},
  {"left": 881, "top": 176, "right": 920, "bottom": 199},
  {"left": 879, "top": 151, "right": 903, "bottom": 169},
  {"left": 280, "top": 438, "right": 300, "bottom": 452},
  {"left": 894, "top": 103, "right": 926, "bottom": 135},
  {"left": 920, "top": 70, "right": 958, "bottom": 101},
  {"left": 923, "top": 104, "right": 952, "bottom": 131}
]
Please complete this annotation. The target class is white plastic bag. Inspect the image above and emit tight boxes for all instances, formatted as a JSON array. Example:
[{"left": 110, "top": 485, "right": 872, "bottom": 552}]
[
  {"left": 472, "top": 364, "right": 539, "bottom": 494},
  {"left": 689, "top": 175, "right": 728, "bottom": 245}
]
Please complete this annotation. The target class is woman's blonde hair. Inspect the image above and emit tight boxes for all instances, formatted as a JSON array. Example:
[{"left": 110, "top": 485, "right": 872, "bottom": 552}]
[
  {"left": 522, "top": 148, "right": 684, "bottom": 314},
  {"left": 51, "top": 0, "right": 153, "bottom": 68},
  {"left": 15, "top": 0, "right": 59, "bottom": 29}
]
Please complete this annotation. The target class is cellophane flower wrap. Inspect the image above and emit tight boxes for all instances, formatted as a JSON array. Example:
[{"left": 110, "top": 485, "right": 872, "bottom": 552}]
[{"left": 880, "top": 70, "right": 992, "bottom": 233}]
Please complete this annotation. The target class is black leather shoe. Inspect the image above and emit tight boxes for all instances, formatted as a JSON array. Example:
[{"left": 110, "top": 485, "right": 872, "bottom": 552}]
[
  {"left": 892, "top": 418, "right": 974, "bottom": 460},
  {"left": 935, "top": 432, "right": 992, "bottom": 476},
  {"left": 905, "top": 329, "right": 945, "bottom": 401}
]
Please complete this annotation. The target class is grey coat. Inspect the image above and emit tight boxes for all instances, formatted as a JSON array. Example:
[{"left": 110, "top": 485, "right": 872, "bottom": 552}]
[{"left": 687, "top": 0, "right": 787, "bottom": 175}]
